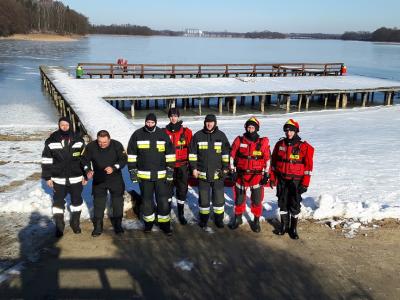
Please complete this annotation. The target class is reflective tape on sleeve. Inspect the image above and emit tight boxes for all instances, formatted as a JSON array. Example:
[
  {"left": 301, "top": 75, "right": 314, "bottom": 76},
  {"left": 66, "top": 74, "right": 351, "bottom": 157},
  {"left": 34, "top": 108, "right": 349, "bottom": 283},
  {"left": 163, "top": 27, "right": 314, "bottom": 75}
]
[
  {"left": 304, "top": 171, "right": 312, "bottom": 175},
  {"left": 41, "top": 157, "right": 53, "bottom": 164},
  {"left": 128, "top": 154, "right": 137, "bottom": 162},
  {"left": 189, "top": 154, "right": 197, "bottom": 161}
]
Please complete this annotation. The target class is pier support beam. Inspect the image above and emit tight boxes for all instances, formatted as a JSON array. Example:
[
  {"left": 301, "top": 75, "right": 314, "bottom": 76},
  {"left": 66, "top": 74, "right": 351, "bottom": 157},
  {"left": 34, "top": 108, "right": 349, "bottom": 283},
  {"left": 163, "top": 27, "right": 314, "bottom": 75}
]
[
  {"left": 285, "top": 94, "right": 291, "bottom": 113},
  {"left": 218, "top": 97, "right": 223, "bottom": 113},
  {"left": 198, "top": 98, "right": 202, "bottom": 115},
  {"left": 305, "top": 95, "right": 310, "bottom": 111},
  {"left": 131, "top": 102, "right": 135, "bottom": 117},
  {"left": 342, "top": 94, "right": 348, "bottom": 108},
  {"left": 335, "top": 94, "right": 340, "bottom": 109},
  {"left": 260, "top": 95, "right": 266, "bottom": 113},
  {"left": 324, "top": 95, "right": 328, "bottom": 109},
  {"left": 385, "top": 92, "right": 393, "bottom": 105},
  {"left": 232, "top": 97, "right": 237, "bottom": 114},
  {"left": 362, "top": 93, "right": 368, "bottom": 107},
  {"left": 298, "top": 95, "right": 303, "bottom": 112}
]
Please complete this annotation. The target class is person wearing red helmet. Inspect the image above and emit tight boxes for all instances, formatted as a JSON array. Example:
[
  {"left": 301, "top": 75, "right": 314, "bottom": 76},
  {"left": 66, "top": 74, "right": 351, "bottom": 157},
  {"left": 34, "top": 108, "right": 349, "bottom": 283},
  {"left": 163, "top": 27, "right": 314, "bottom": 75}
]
[
  {"left": 270, "top": 119, "right": 314, "bottom": 239},
  {"left": 229, "top": 117, "right": 271, "bottom": 233},
  {"left": 164, "top": 107, "right": 193, "bottom": 225}
]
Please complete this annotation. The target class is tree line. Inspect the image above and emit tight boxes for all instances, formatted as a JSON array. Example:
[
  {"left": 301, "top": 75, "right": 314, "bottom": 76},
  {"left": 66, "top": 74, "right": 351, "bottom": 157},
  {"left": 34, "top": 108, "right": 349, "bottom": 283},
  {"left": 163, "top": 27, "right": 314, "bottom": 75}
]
[
  {"left": 341, "top": 27, "right": 400, "bottom": 42},
  {"left": 0, "top": 0, "right": 89, "bottom": 37}
]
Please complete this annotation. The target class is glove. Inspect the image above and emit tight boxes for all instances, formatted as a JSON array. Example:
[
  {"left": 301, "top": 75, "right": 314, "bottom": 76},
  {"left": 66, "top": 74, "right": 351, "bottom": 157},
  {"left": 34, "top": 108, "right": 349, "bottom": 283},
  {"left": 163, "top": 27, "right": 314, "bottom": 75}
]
[
  {"left": 166, "top": 167, "right": 174, "bottom": 183},
  {"left": 129, "top": 169, "right": 138, "bottom": 183},
  {"left": 298, "top": 185, "right": 308, "bottom": 194},
  {"left": 259, "top": 172, "right": 270, "bottom": 186},
  {"left": 216, "top": 168, "right": 229, "bottom": 179}
]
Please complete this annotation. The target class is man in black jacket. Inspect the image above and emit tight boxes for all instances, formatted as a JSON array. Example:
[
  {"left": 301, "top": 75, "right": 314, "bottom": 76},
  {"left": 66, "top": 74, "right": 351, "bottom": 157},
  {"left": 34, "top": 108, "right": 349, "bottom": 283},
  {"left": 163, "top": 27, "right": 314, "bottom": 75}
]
[
  {"left": 82, "top": 130, "right": 127, "bottom": 237},
  {"left": 127, "top": 113, "right": 176, "bottom": 235},
  {"left": 189, "top": 114, "right": 230, "bottom": 229},
  {"left": 41, "top": 117, "right": 86, "bottom": 237}
]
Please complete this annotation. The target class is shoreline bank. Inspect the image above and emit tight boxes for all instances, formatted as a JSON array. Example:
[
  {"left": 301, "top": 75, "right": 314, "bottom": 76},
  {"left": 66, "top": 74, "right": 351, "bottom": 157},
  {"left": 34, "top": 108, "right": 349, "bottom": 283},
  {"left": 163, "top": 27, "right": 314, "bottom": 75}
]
[{"left": 0, "top": 33, "right": 85, "bottom": 42}]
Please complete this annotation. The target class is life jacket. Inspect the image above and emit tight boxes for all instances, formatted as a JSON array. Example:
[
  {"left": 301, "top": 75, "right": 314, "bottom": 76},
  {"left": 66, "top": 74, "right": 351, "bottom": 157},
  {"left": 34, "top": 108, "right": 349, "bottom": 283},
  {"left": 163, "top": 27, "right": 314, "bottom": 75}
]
[
  {"left": 232, "top": 135, "right": 270, "bottom": 173},
  {"left": 272, "top": 138, "right": 313, "bottom": 183},
  {"left": 165, "top": 126, "right": 192, "bottom": 167}
]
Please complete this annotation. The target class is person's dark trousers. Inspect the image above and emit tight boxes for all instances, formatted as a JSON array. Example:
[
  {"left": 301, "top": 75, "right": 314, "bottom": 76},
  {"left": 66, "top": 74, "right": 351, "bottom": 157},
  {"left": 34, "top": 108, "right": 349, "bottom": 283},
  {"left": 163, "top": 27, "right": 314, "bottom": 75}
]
[
  {"left": 174, "top": 165, "right": 189, "bottom": 224},
  {"left": 53, "top": 182, "right": 83, "bottom": 236},
  {"left": 92, "top": 176, "right": 125, "bottom": 236},
  {"left": 277, "top": 179, "right": 302, "bottom": 237},
  {"left": 140, "top": 180, "right": 171, "bottom": 233},
  {"left": 198, "top": 179, "right": 225, "bottom": 227}
]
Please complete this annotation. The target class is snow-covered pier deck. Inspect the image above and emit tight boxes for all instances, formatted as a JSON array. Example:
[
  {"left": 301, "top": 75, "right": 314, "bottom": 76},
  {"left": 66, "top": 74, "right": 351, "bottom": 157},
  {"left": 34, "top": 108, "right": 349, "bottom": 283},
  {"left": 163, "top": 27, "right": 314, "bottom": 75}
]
[{"left": 40, "top": 65, "right": 400, "bottom": 142}]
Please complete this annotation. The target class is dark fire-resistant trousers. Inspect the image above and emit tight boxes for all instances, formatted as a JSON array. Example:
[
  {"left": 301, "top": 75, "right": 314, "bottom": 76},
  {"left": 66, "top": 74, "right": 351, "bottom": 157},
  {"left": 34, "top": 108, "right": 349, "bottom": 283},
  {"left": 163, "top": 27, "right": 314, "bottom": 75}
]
[
  {"left": 277, "top": 179, "right": 302, "bottom": 216},
  {"left": 198, "top": 179, "right": 225, "bottom": 215},
  {"left": 53, "top": 182, "right": 83, "bottom": 211},
  {"left": 173, "top": 164, "right": 189, "bottom": 204},
  {"left": 92, "top": 176, "right": 125, "bottom": 219},
  {"left": 139, "top": 180, "right": 171, "bottom": 222}
]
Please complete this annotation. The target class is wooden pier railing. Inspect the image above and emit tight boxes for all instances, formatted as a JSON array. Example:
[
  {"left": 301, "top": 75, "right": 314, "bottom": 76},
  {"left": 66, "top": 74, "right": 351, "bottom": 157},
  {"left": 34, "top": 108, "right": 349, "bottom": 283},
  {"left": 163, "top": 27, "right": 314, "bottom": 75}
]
[{"left": 76, "top": 62, "right": 344, "bottom": 79}]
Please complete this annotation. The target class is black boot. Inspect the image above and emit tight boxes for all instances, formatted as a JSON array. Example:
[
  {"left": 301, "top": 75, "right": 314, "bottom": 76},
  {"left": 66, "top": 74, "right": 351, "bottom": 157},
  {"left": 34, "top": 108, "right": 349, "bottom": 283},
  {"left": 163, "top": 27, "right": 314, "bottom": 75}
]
[
  {"left": 159, "top": 221, "right": 172, "bottom": 236},
  {"left": 113, "top": 217, "right": 124, "bottom": 235},
  {"left": 70, "top": 211, "right": 81, "bottom": 234},
  {"left": 276, "top": 213, "right": 289, "bottom": 235},
  {"left": 144, "top": 221, "right": 154, "bottom": 233},
  {"left": 228, "top": 214, "right": 243, "bottom": 230},
  {"left": 54, "top": 214, "right": 65, "bottom": 238},
  {"left": 198, "top": 213, "right": 209, "bottom": 228},
  {"left": 214, "top": 213, "right": 224, "bottom": 229},
  {"left": 289, "top": 216, "right": 299, "bottom": 240},
  {"left": 250, "top": 216, "right": 261, "bottom": 233},
  {"left": 91, "top": 218, "right": 103, "bottom": 237},
  {"left": 177, "top": 204, "right": 187, "bottom": 225}
]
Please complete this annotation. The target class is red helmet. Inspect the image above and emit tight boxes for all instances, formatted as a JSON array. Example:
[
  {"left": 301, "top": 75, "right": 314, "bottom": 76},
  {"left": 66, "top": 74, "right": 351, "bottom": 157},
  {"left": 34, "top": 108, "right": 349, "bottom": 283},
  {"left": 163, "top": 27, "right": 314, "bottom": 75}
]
[
  {"left": 283, "top": 119, "right": 299, "bottom": 132},
  {"left": 244, "top": 116, "right": 260, "bottom": 131}
]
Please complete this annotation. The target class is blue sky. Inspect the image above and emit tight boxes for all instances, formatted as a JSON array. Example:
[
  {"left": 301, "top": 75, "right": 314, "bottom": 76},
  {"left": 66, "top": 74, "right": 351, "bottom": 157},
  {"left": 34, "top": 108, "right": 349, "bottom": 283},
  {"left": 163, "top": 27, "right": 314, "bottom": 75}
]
[{"left": 60, "top": 0, "right": 399, "bottom": 33}]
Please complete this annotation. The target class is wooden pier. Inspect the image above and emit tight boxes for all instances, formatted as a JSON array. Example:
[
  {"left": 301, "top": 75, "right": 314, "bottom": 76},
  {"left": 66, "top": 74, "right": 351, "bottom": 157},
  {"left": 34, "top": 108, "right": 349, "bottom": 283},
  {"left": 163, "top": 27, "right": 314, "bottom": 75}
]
[
  {"left": 39, "top": 65, "right": 400, "bottom": 141},
  {"left": 77, "top": 62, "right": 344, "bottom": 79}
]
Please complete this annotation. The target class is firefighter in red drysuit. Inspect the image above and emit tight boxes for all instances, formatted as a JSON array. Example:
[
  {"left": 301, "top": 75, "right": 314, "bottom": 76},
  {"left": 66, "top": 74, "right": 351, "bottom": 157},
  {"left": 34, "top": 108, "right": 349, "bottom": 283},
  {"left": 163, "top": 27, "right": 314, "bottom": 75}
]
[
  {"left": 164, "top": 108, "right": 193, "bottom": 225},
  {"left": 229, "top": 117, "right": 271, "bottom": 233},
  {"left": 270, "top": 119, "right": 314, "bottom": 239}
]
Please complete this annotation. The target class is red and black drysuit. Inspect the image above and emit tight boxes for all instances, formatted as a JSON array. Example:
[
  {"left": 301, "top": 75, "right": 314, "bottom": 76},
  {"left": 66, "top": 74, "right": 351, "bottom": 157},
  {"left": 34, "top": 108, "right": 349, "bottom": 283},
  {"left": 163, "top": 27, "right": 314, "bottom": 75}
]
[
  {"left": 270, "top": 135, "right": 314, "bottom": 217},
  {"left": 164, "top": 121, "right": 193, "bottom": 207},
  {"left": 230, "top": 134, "right": 270, "bottom": 217}
]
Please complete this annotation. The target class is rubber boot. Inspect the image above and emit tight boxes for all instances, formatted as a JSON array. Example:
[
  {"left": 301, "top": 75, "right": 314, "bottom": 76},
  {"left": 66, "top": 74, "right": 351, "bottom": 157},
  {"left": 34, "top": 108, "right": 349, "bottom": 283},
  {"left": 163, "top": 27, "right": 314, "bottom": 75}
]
[
  {"left": 250, "top": 216, "right": 261, "bottom": 233},
  {"left": 54, "top": 214, "right": 65, "bottom": 238},
  {"left": 198, "top": 213, "right": 209, "bottom": 228},
  {"left": 91, "top": 218, "right": 103, "bottom": 237},
  {"left": 228, "top": 214, "right": 243, "bottom": 230},
  {"left": 159, "top": 221, "right": 172, "bottom": 236},
  {"left": 113, "top": 217, "right": 124, "bottom": 235},
  {"left": 289, "top": 216, "right": 299, "bottom": 240},
  {"left": 214, "top": 213, "right": 224, "bottom": 229},
  {"left": 144, "top": 221, "right": 154, "bottom": 233},
  {"left": 177, "top": 204, "right": 187, "bottom": 225},
  {"left": 277, "top": 213, "right": 289, "bottom": 235},
  {"left": 70, "top": 211, "right": 81, "bottom": 234}
]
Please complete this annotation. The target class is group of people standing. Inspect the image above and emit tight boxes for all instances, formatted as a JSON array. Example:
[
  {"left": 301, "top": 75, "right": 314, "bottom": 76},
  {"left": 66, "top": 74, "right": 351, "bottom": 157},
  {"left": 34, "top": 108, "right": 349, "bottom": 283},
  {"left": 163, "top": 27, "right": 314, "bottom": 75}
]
[{"left": 41, "top": 109, "right": 313, "bottom": 240}]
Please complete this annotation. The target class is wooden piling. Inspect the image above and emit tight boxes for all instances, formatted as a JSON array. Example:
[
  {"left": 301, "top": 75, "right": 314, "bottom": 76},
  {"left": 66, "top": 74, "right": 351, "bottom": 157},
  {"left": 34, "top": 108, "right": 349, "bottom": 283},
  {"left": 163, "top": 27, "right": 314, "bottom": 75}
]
[
  {"left": 362, "top": 93, "right": 368, "bottom": 107},
  {"left": 342, "top": 94, "right": 348, "bottom": 108},
  {"left": 285, "top": 95, "right": 291, "bottom": 113},
  {"left": 218, "top": 97, "right": 223, "bottom": 113},
  {"left": 131, "top": 102, "right": 135, "bottom": 117},
  {"left": 324, "top": 95, "right": 328, "bottom": 109},
  {"left": 260, "top": 95, "right": 266, "bottom": 112},
  {"left": 232, "top": 97, "right": 237, "bottom": 114},
  {"left": 335, "top": 94, "right": 340, "bottom": 109},
  {"left": 298, "top": 94, "right": 303, "bottom": 112},
  {"left": 305, "top": 95, "right": 310, "bottom": 110}
]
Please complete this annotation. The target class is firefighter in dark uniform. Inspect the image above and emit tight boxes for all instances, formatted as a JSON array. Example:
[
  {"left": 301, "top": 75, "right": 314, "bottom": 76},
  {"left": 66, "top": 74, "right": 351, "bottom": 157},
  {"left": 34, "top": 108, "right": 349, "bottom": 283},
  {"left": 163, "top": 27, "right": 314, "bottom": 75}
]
[
  {"left": 41, "top": 117, "right": 86, "bottom": 237},
  {"left": 229, "top": 117, "right": 271, "bottom": 233},
  {"left": 270, "top": 119, "right": 314, "bottom": 239},
  {"left": 82, "top": 130, "right": 127, "bottom": 237},
  {"left": 189, "top": 114, "right": 230, "bottom": 229},
  {"left": 127, "top": 113, "right": 176, "bottom": 235},
  {"left": 164, "top": 108, "right": 193, "bottom": 225}
]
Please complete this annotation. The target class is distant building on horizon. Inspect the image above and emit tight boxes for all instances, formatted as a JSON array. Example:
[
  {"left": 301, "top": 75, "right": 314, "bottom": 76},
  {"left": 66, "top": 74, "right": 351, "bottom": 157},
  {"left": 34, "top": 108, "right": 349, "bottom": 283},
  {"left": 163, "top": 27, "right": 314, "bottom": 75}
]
[{"left": 184, "top": 28, "right": 204, "bottom": 37}]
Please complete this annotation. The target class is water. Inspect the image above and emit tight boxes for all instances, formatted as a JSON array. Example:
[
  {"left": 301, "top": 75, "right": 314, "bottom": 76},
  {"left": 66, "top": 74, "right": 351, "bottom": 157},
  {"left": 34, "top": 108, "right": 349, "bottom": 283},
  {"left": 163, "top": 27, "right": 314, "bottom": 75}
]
[{"left": 0, "top": 35, "right": 399, "bottom": 124}]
